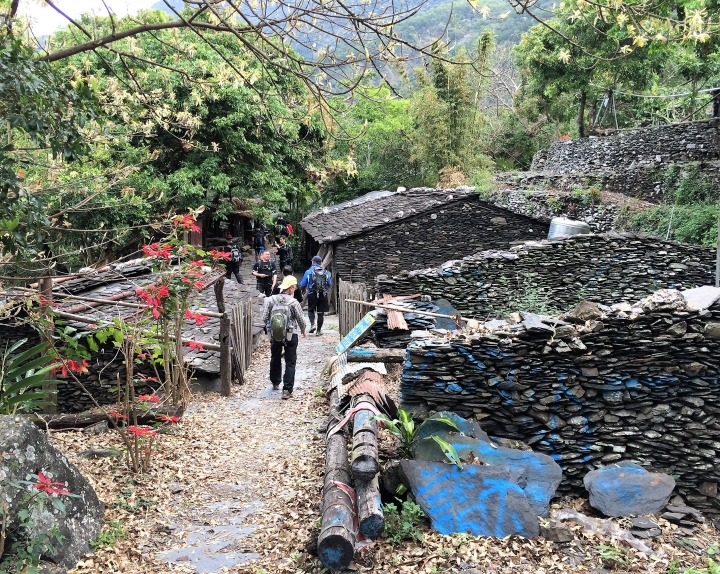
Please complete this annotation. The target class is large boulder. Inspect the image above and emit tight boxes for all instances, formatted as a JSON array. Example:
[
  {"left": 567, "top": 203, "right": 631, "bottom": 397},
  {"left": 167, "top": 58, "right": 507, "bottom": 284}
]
[
  {"left": 0, "top": 416, "right": 104, "bottom": 568},
  {"left": 583, "top": 463, "right": 676, "bottom": 517},
  {"left": 399, "top": 460, "right": 539, "bottom": 538},
  {"left": 413, "top": 423, "right": 562, "bottom": 517}
]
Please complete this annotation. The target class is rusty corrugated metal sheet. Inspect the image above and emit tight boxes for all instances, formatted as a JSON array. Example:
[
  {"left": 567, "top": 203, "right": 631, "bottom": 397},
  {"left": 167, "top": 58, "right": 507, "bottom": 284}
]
[{"left": 344, "top": 369, "right": 387, "bottom": 404}]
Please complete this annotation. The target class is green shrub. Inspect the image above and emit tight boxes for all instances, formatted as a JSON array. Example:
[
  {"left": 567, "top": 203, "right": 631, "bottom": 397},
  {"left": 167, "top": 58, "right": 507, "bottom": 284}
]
[
  {"left": 470, "top": 169, "right": 495, "bottom": 199},
  {"left": 382, "top": 499, "right": 425, "bottom": 545},
  {"left": 622, "top": 203, "right": 719, "bottom": 247}
]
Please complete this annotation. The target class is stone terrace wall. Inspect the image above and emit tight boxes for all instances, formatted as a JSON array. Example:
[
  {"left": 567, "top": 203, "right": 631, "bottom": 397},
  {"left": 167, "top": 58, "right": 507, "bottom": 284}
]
[
  {"left": 485, "top": 189, "right": 630, "bottom": 233},
  {"left": 400, "top": 292, "right": 720, "bottom": 512},
  {"left": 531, "top": 120, "right": 720, "bottom": 174},
  {"left": 334, "top": 198, "right": 549, "bottom": 285},
  {"left": 377, "top": 234, "right": 716, "bottom": 318},
  {"left": 496, "top": 162, "right": 720, "bottom": 204}
]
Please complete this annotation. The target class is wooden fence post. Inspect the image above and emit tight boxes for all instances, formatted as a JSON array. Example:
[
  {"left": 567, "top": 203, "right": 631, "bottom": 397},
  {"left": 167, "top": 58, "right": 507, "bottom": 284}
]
[
  {"left": 214, "top": 278, "right": 232, "bottom": 397},
  {"left": 40, "top": 277, "right": 57, "bottom": 414}
]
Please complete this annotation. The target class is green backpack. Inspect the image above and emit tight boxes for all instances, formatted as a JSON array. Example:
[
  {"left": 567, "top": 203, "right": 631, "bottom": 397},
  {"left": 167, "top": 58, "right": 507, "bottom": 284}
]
[{"left": 270, "top": 295, "right": 293, "bottom": 343}]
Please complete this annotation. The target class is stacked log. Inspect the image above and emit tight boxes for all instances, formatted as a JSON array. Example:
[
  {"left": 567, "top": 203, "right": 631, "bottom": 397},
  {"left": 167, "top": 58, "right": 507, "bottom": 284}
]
[
  {"left": 318, "top": 372, "right": 386, "bottom": 571},
  {"left": 370, "top": 301, "right": 439, "bottom": 348},
  {"left": 400, "top": 290, "right": 720, "bottom": 514},
  {"left": 318, "top": 389, "right": 356, "bottom": 570}
]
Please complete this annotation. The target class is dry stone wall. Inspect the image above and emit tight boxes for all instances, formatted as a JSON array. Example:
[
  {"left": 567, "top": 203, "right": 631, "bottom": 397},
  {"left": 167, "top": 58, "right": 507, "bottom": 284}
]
[
  {"left": 334, "top": 198, "right": 549, "bottom": 285},
  {"left": 400, "top": 290, "right": 720, "bottom": 513},
  {"left": 485, "top": 189, "right": 631, "bottom": 233},
  {"left": 377, "top": 233, "right": 716, "bottom": 318},
  {"left": 531, "top": 120, "right": 720, "bottom": 174}
]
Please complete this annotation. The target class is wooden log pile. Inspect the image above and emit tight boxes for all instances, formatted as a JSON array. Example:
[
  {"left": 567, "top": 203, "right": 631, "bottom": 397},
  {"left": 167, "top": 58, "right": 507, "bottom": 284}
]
[
  {"left": 318, "top": 368, "right": 387, "bottom": 571},
  {"left": 400, "top": 288, "right": 720, "bottom": 514}
]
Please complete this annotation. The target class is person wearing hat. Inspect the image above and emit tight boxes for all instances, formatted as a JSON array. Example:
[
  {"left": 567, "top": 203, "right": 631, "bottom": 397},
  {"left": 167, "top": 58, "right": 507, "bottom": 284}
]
[
  {"left": 224, "top": 234, "right": 244, "bottom": 284},
  {"left": 262, "top": 275, "right": 307, "bottom": 399},
  {"left": 300, "top": 255, "right": 332, "bottom": 336}
]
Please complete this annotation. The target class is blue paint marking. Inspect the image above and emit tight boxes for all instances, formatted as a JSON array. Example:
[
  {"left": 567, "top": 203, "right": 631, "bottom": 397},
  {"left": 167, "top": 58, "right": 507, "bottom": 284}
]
[
  {"left": 412, "top": 463, "right": 535, "bottom": 537},
  {"left": 336, "top": 313, "right": 375, "bottom": 354}
]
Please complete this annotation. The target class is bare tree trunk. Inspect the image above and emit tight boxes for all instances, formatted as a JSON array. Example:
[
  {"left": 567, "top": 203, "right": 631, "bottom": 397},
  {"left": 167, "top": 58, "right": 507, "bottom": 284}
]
[{"left": 578, "top": 91, "right": 587, "bottom": 138}]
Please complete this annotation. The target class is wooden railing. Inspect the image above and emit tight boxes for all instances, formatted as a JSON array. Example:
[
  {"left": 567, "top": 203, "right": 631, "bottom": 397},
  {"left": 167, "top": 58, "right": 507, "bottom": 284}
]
[
  {"left": 230, "top": 300, "right": 254, "bottom": 384},
  {"left": 338, "top": 279, "right": 376, "bottom": 337}
]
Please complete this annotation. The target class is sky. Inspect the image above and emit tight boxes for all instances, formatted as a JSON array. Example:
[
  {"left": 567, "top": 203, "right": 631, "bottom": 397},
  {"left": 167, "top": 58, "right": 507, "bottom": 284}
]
[{"left": 20, "top": 0, "right": 156, "bottom": 36}]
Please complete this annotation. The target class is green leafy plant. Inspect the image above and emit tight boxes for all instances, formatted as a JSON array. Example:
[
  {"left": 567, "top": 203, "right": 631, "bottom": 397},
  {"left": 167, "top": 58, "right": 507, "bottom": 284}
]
[
  {"left": 374, "top": 410, "right": 460, "bottom": 456},
  {"left": 596, "top": 544, "right": 632, "bottom": 569},
  {"left": 90, "top": 521, "right": 126, "bottom": 549},
  {"left": 425, "top": 435, "right": 464, "bottom": 470},
  {"left": 0, "top": 339, "right": 58, "bottom": 415},
  {"left": 667, "top": 559, "right": 720, "bottom": 574},
  {"left": 382, "top": 499, "right": 425, "bottom": 545}
]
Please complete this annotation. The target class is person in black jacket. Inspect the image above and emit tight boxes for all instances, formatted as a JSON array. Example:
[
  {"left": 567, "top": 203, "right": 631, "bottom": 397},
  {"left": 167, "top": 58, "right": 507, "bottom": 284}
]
[
  {"left": 223, "top": 234, "right": 244, "bottom": 284},
  {"left": 252, "top": 250, "right": 277, "bottom": 296},
  {"left": 274, "top": 235, "right": 293, "bottom": 270}
]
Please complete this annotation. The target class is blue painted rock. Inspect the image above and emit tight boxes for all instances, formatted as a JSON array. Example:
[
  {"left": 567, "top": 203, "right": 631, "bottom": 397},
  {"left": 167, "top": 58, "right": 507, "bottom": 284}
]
[
  {"left": 399, "top": 460, "right": 539, "bottom": 538},
  {"left": 415, "top": 411, "right": 489, "bottom": 443},
  {"left": 412, "top": 428, "right": 562, "bottom": 518},
  {"left": 583, "top": 464, "right": 676, "bottom": 517}
]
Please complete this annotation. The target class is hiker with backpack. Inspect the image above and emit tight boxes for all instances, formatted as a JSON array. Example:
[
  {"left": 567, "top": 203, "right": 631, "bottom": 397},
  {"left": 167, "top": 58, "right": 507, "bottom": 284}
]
[
  {"left": 300, "top": 255, "right": 332, "bottom": 336},
  {"left": 262, "top": 275, "right": 307, "bottom": 399},
  {"left": 274, "top": 235, "right": 293, "bottom": 270},
  {"left": 223, "top": 234, "right": 244, "bottom": 284},
  {"left": 253, "top": 226, "right": 266, "bottom": 261},
  {"left": 252, "top": 250, "right": 277, "bottom": 297}
]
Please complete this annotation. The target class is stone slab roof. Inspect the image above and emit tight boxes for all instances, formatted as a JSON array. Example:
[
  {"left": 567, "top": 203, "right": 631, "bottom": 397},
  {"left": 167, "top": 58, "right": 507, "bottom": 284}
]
[
  {"left": 301, "top": 187, "right": 479, "bottom": 244},
  {"left": 49, "top": 263, "right": 264, "bottom": 376}
]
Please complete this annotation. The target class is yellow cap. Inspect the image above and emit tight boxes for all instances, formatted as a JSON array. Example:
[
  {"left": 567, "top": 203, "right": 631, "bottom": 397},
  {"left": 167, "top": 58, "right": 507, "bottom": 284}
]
[{"left": 279, "top": 275, "right": 297, "bottom": 291}]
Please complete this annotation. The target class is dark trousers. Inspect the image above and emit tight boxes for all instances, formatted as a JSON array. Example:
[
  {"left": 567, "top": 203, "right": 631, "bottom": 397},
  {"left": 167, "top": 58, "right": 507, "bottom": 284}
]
[
  {"left": 257, "top": 283, "right": 272, "bottom": 296},
  {"left": 270, "top": 335, "right": 298, "bottom": 392},
  {"left": 225, "top": 264, "right": 243, "bottom": 284}
]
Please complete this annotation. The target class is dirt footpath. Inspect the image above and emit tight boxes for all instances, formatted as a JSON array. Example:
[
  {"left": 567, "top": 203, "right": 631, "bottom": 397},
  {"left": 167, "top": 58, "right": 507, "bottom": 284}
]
[{"left": 63, "top": 317, "right": 340, "bottom": 574}]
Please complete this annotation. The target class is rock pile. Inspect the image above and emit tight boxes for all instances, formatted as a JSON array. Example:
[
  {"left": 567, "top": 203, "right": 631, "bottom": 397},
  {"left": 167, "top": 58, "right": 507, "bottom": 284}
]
[
  {"left": 400, "top": 288, "right": 720, "bottom": 513},
  {"left": 532, "top": 120, "right": 720, "bottom": 174},
  {"left": 369, "top": 301, "right": 438, "bottom": 348},
  {"left": 378, "top": 233, "right": 716, "bottom": 319}
]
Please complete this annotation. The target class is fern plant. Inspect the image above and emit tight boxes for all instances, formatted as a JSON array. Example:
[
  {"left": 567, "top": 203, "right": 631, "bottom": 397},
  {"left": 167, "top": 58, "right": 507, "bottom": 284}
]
[{"left": 0, "top": 339, "right": 58, "bottom": 414}]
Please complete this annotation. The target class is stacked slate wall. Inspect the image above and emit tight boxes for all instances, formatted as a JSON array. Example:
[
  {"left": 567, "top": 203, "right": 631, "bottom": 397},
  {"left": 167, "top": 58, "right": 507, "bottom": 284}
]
[
  {"left": 485, "top": 189, "right": 629, "bottom": 233},
  {"left": 400, "top": 297, "right": 720, "bottom": 513},
  {"left": 531, "top": 120, "right": 720, "bottom": 173},
  {"left": 333, "top": 198, "right": 549, "bottom": 285},
  {"left": 377, "top": 234, "right": 716, "bottom": 319}
]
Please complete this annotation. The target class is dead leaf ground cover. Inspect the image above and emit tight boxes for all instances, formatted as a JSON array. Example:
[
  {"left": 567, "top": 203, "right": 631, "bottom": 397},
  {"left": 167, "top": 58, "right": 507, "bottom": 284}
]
[{"left": 48, "top": 316, "right": 720, "bottom": 574}]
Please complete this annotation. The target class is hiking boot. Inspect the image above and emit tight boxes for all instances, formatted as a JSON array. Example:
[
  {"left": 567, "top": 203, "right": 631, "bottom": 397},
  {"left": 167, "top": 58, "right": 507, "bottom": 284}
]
[
  {"left": 272, "top": 383, "right": 280, "bottom": 390},
  {"left": 316, "top": 330, "right": 322, "bottom": 337},
  {"left": 282, "top": 390, "right": 291, "bottom": 399},
  {"left": 309, "top": 325, "right": 316, "bottom": 333}
]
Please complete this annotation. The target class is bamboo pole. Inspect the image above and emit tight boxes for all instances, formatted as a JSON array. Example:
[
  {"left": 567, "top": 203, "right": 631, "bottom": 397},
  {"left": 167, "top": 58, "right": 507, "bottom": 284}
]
[
  {"left": 12, "top": 286, "right": 224, "bottom": 318},
  {"left": 52, "top": 310, "right": 225, "bottom": 351},
  {"left": 344, "top": 299, "right": 468, "bottom": 322}
]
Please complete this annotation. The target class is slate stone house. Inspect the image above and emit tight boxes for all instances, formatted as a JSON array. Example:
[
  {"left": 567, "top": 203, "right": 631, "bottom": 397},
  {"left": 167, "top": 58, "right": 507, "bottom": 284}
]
[{"left": 300, "top": 187, "right": 549, "bottom": 286}]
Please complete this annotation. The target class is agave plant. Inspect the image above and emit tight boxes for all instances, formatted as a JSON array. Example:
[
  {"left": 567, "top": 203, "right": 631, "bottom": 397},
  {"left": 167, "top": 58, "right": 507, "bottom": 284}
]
[{"left": 0, "top": 339, "right": 59, "bottom": 415}]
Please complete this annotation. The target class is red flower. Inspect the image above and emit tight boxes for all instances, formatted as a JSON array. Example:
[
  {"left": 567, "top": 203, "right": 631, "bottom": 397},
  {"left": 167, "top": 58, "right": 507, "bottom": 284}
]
[
  {"left": 194, "top": 281, "right": 204, "bottom": 290},
  {"left": 184, "top": 339, "right": 204, "bottom": 351},
  {"left": 157, "top": 285, "right": 170, "bottom": 298},
  {"left": 34, "top": 472, "right": 70, "bottom": 495},
  {"left": 67, "top": 359, "right": 89, "bottom": 374},
  {"left": 127, "top": 426, "right": 157, "bottom": 437},
  {"left": 209, "top": 249, "right": 231, "bottom": 261},
  {"left": 109, "top": 411, "right": 128, "bottom": 420},
  {"left": 173, "top": 214, "right": 201, "bottom": 233},
  {"left": 190, "top": 260, "right": 205, "bottom": 268},
  {"left": 138, "top": 394, "right": 161, "bottom": 403},
  {"left": 142, "top": 242, "right": 173, "bottom": 262},
  {"left": 559, "top": 135, "right": 572, "bottom": 141},
  {"left": 156, "top": 415, "right": 181, "bottom": 424},
  {"left": 184, "top": 310, "right": 209, "bottom": 326}
]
